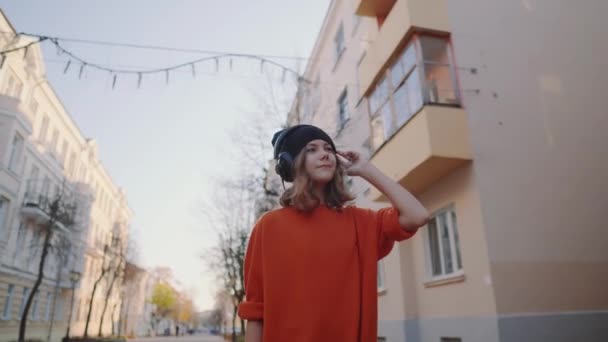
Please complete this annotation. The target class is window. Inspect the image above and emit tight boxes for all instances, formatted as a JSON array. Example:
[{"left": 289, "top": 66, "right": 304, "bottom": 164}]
[
  {"left": 377, "top": 260, "right": 387, "bottom": 292},
  {"left": 8, "top": 133, "right": 24, "bottom": 172},
  {"left": 41, "top": 176, "right": 50, "bottom": 198},
  {"left": 50, "top": 129, "right": 59, "bottom": 156},
  {"left": 356, "top": 52, "right": 366, "bottom": 102},
  {"left": 368, "top": 35, "right": 459, "bottom": 150},
  {"left": 334, "top": 23, "right": 346, "bottom": 64},
  {"left": 44, "top": 292, "right": 53, "bottom": 321},
  {"left": 55, "top": 296, "right": 64, "bottom": 321},
  {"left": 39, "top": 115, "right": 49, "bottom": 143},
  {"left": 4, "top": 75, "right": 14, "bottom": 94},
  {"left": 68, "top": 152, "right": 76, "bottom": 177},
  {"left": 29, "top": 98, "right": 39, "bottom": 116},
  {"left": 27, "top": 165, "right": 40, "bottom": 195},
  {"left": 3, "top": 74, "right": 23, "bottom": 98},
  {"left": 31, "top": 292, "right": 39, "bottom": 320},
  {"left": 419, "top": 36, "right": 458, "bottom": 105},
  {"left": 338, "top": 89, "right": 349, "bottom": 128},
  {"left": 19, "top": 287, "right": 30, "bottom": 318},
  {"left": 13, "top": 221, "right": 26, "bottom": 261},
  {"left": 14, "top": 81, "right": 23, "bottom": 99},
  {"left": 75, "top": 298, "right": 81, "bottom": 321},
  {"left": 352, "top": 14, "right": 361, "bottom": 35},
  {"left": 80, "top": 166, "right": 87, "bottom": 183},
  {"left": 2, "top": 284, "right": 14, "bottom": 320},
  {"left": 311, "top": 75, "right": 321, "bottom": 114},
  {"left": 60, "top": 141, "right": 68, "bottom": 166},
  {"left": 426, "top": 206, "right": 463, "bottom": 278},
  {"left": 0, "top": 198, "right": 8, "bottom": 236},
  {"left": 28, "top": 229, "right": 42, "bottom": 268}
]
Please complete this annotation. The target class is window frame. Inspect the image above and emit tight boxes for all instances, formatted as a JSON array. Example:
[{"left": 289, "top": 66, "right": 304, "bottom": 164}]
[
  {"left": 31, "top": 291, "right": 39, "bottom": 320},
  {"left": 418, "top": 35, "right": 461, "bottom": 106},
  {"left": 60, "top": 141, "right": 68, "bottom": 166},
  {"left": 424, "top": 205, "right": 464, "bottom": 282},
  {"left": 367, "top": 34, "right": 461, "bottom": 152},
  {"left": 19, "top": 287, "right": 31, "bottom": 318},
  {"left": 0, "top": 197, "right": 8, "bottom": 237},
  {"left": 13, "top": 221, "right": 26, "bottom": 262},
  {"left": 333, "top": 22, "right": 346, "bottom": 66},
  {"left": 337, "top": 88, "right": 350, "bottom": 129},
  {"left": 50, "top": 129, "right": 59, "bottom": 157},
  {"left": 44, "top": 292, "right": 53, "bottom": 321},
  {"left": 29, "top": 98, "right": 39, "bottom": 116},
  {"left": 39, "top": 115, "right": 50, "bottom": 143},
  {"left": 8, "top": 132, "right": 25, "bottom": 173},
  {"left": 2, "top": 284, "right": 14, "bottom": 320},
  {"left": 352, "top": 13, "right": 361, "bottom": 36}
]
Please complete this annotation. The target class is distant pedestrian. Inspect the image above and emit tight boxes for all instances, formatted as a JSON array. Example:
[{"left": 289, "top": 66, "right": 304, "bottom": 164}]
[
  {"left": 238, "top": 125, "right": 429, "bottom": 342},
  {"left": 175, "top": 325, "right": 179, "bottom": 337}
]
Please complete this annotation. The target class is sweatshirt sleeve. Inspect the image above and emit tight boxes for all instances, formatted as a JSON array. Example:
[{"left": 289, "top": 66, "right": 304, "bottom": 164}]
[
  {"left": 374, "top": 207, "right": 417, "bottom": 260},
  {"left": 237, "top": 219, "right": 264, "bottom": 321}
]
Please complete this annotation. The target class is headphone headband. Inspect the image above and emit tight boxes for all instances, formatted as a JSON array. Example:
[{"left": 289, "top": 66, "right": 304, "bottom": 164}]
[{"left": 273, "top": 125, "right": 304, "bottom": 160}]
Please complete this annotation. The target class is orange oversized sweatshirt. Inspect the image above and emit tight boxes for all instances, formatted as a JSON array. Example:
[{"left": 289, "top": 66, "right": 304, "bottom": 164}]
[{"left": 237, "top": 205, "right": 416, "bottom": 342}]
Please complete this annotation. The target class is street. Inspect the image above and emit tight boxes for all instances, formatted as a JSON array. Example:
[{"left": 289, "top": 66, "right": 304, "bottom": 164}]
[{"left": 134, "top": 335, "right": 224, "bottom": 342}]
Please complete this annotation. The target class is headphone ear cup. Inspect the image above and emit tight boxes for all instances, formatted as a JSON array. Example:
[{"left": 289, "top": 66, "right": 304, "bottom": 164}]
[{"left": 276, "top": 152, "right": 294, "bottom": 182}]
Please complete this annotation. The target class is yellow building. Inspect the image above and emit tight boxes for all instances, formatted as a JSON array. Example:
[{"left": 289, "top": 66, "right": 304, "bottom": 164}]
[
  {"left": 0, "top": 10, "right": 132, "bottom": 341},
  {"left": 290, "top": 0, "right": 608, "bottom": 341}
]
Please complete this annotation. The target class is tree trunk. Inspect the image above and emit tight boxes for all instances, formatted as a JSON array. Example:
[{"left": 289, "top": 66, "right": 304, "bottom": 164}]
[
  {"left": 111, "top": 302, "right": 118, "bottom": 336},
  {"left": 121, "top": 296, "right": 130, "bottom": 337},
  {"left": 18, "top": 226, "right": 53, "bottom": 342},
  {"left": 231, "top": 304, "right": 237, "bottom": 342},
  {"left": 84, "top": 269, "right": 106, "bottom": 337},
  {"left": 46, "top": 265, "right": 62, "bottom": 342},
  {"left": 98, "top": 271, "right": 118, "bottom": 336}
]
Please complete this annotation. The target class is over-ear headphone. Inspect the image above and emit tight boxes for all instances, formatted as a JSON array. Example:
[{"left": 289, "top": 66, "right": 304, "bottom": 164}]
[{"left": 273, "top": 125, "right": 302, "bottom": 182}]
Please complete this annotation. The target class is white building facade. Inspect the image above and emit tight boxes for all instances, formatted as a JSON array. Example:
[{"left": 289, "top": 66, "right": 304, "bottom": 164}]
[{"left": 0, "top": 10, "right": 133, "bottom": 341}]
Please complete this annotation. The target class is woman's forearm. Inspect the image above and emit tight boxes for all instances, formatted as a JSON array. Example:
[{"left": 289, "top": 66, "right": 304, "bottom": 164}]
[
  {"left": 245, "top": 320, "right": 263, "bottom": 342},
  {"left": 360, "top": 163, "right": 429, "bottom": 231}
]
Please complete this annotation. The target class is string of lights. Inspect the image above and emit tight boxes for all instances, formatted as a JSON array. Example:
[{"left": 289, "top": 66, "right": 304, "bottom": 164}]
[
  {"left": 0, "top": 30, "right": 479, "bottom": 76},
  {"left": 0, "top": 31, "right": 311, "bottom": 88},
  {"left": 0, "top": 30, "right": 480, "bottom": 93}
]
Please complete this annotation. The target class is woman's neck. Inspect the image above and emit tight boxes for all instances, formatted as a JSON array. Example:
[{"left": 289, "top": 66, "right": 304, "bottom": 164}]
[{"left": 313, "top": 183, "right": 326, "bottom": 204}]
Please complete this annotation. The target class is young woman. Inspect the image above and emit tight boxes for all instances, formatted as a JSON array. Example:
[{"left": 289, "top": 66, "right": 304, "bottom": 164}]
[{"left": 238, "top": 124, "right": 429, "bottom": 342}]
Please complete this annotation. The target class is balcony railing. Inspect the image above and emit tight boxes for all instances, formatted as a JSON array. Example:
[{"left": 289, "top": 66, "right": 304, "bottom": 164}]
[{"left": 21, "top": 179, "right": 78, "bottom": 232}]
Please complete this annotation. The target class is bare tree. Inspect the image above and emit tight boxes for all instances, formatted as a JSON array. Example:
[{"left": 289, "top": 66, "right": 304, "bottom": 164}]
[
  {"left": 201, "top": 289, "right": 228, "bottom": 333},
  {"left": 116, "top": 235, "right": 139, "bottom": 337},
  {"left": 202, "top": 178, "right": 255, "bottom": 342},
  {"left": 198, "top": 62, "right": 309, "bottom": 342},
  {"left": 98, "top": 233, "right": 126, "bottom": 337},
  {"left": 110, "top": 301, "right": 120, "bottom": 336},
  {"left": 83, "top": 233, "right": 120, "bottom": 337},
  {"left": 45, "top": 232, "right": 77, "bottom": 342},
  {"left": 18, "top": 182, "right": 78, "bottom": 342}
]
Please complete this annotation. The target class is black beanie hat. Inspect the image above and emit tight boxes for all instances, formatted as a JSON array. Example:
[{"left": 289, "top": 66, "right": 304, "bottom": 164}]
[{"left": 271, "top": 124, "right": 336, "bottom": 160}]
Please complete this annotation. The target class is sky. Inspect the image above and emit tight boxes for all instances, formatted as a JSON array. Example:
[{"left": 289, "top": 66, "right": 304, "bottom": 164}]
[{"left": 0, "top": 0, "right": 329, "bottom": 311}]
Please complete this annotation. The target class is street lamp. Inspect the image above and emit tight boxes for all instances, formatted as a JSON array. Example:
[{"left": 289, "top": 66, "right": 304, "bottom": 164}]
[{"left": 64, "top": 270, "right": 81, "bottom": 340}]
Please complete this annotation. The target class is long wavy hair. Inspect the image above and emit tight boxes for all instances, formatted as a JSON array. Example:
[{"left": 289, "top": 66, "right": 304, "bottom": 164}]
[{"left": 280, "top": 149, "right": 354, "bottom": 212}]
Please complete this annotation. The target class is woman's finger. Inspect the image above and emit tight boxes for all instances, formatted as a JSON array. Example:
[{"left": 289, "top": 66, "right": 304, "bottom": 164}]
[{"left": 336, "top": 153, "right": 350, "bottom": 165}]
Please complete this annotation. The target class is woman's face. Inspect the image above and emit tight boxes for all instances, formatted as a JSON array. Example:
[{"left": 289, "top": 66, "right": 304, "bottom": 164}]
[{"left": 302, "top": 139, "right": 337, "bottom": 185}]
